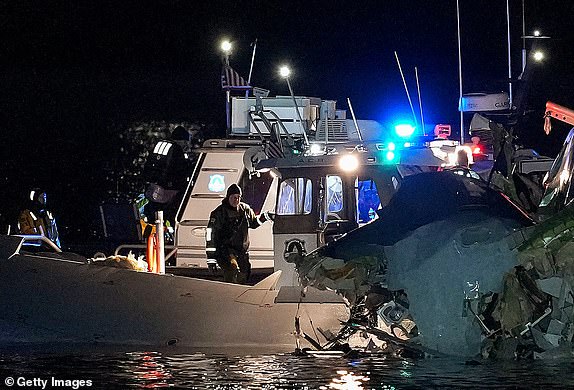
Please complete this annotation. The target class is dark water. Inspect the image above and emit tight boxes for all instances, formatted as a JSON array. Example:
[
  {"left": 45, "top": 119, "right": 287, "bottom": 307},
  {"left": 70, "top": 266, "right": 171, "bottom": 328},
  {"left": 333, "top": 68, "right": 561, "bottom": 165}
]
[{"left": 1, "top": 348, "right": 573, "bottom": 389}]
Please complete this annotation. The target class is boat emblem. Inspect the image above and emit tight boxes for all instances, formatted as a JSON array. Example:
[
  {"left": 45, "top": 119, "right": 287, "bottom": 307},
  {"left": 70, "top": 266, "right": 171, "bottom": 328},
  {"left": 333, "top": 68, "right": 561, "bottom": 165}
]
[
  {"left": 283, "top": 239, "right": 306, "bottom": 260},
  {"left": 208, "top": 174, "right": 226, "bottom": 192}
]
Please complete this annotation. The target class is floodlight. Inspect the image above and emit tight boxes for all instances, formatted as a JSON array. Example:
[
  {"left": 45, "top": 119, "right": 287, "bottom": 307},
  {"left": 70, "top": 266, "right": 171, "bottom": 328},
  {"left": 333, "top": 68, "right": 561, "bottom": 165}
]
[
  {"left": 339, "top": 154, "right": 359, "bottom": 172},
  {"left": 220, "top": 40, "right": 232, "bottom": 54},
  {"left": 279, "top": 66, "right": 291, "bottom": 78}
]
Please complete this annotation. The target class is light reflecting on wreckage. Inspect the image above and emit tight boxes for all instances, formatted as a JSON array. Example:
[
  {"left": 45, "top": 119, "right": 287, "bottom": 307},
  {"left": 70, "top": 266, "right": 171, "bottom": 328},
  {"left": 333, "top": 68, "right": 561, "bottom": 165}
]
[{"left": 288, "top": 168, "right": 574, "bottom": 359}]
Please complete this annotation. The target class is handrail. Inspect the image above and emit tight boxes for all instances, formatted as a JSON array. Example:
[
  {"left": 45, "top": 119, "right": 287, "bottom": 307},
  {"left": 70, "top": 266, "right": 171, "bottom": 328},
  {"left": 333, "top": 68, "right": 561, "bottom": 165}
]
[
  {"left": 246, "top": 113, "right": 267, "bottom": 142},
  {"left": 14, "top": 234, "right": 62, "bottom": 253},
  {"left": 264, "top": 110, "right": 297, "bottom": 144},
  {"left": 114, "top": 244, "right": 177, "bottom": 262},
  {"left": 249, "top": 108, "right": 298, "bottom": 144}
]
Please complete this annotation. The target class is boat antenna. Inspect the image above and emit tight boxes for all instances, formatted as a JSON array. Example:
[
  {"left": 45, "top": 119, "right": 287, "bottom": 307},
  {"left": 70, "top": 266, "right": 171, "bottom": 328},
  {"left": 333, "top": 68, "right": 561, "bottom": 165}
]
[
  {"left": 506, "top": 0, "right": 513, "bottom": 110},
  {"left": 521, "top": 0, "right": 526, "bottom": 74},
  {"left": 324, "top": 103, "right": 329, "bottom": 150},
  {"left": 394, "top": 51, "right": 418, "bottom": 128},
  {"left": 280, "top": 66, "right": 309, "bottom": 146},
  {"left": 456, "top": 0, "right": 464, "bottom": 144},
  {"left": 414, "top": 67, "right": 427, "bottom": 136},
  {"left": 347, "top": 97, "right": 364, "bottom": 143},
  {"left": 246, "top": 38, "right": 258, "bottom": 98}
]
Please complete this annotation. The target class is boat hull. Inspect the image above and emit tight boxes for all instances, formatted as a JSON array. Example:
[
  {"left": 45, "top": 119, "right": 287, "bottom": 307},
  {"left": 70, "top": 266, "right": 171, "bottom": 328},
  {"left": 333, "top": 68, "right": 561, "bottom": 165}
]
[{"left": 0, "top": 237, "right": 348, "bottom": 352}]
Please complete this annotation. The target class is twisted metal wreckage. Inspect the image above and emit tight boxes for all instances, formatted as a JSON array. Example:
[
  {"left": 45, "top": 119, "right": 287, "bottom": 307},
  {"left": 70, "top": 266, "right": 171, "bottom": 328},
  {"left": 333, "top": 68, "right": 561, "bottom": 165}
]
[{"left": 286, "top": 101, "right": 574, "bottom": 359}]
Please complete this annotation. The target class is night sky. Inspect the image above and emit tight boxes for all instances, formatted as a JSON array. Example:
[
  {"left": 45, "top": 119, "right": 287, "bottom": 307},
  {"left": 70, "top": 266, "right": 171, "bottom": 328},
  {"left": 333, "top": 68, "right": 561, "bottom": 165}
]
[{"left": 2, "top": 1, "right": 574, "bottom": 247}]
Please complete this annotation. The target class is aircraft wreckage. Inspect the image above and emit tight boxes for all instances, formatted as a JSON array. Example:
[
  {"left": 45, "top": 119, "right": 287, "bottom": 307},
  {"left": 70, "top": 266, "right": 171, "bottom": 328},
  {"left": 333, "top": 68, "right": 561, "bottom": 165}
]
[{"left": 284, "top": 101, "right": 574, "bottom": 359}]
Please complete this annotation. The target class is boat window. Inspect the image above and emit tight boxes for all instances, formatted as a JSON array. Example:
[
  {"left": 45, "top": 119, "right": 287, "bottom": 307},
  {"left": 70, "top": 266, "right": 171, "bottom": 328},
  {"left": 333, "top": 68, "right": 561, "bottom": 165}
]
[
  {"left": 357, "top": 178, "right": 381, "bottom": 224},
  {"left": 277, "top": 178, "right": 312, "bottom": 215},
  {"left": 239, "top": 171, "right": 273, "bottom": 214},
  {"left": 326, "top": 175, "right": 343, "bottom": 213}
]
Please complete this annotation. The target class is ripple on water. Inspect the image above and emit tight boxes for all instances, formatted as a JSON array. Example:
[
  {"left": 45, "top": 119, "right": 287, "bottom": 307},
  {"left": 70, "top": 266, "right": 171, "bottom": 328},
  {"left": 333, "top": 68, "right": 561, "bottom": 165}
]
[{"left": 0, "top": 348, "right": 573, "bottom": 389}]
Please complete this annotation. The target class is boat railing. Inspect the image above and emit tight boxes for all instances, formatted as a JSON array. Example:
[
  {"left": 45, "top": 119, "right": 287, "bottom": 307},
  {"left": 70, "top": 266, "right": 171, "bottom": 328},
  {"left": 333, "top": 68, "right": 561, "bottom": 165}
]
[
  {"left": 248, "top": 107, "right": 300, "bottom": 146},
  {"left": 14, "top": 234, "right": 62, "bottom": 253},
  {"left": 114, "top": 244, "right": 177, "bottom": 262}
]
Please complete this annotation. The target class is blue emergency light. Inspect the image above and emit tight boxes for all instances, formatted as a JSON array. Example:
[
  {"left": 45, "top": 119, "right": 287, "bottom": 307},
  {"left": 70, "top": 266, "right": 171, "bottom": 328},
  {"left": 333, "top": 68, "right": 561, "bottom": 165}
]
[{"left": 394, "top": 124, "right": 416, "bottom": 138}]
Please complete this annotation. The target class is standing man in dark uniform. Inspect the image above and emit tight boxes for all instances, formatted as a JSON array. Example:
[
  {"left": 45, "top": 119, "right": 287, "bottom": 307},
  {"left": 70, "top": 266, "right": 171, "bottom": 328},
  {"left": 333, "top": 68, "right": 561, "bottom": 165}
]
[{"left": 206, "top": 184, "right": 273, "bottom": 284}]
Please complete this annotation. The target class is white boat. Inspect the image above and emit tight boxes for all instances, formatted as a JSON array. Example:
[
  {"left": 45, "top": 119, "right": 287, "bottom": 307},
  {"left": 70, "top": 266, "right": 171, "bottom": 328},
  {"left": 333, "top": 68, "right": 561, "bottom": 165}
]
[{"left": 0, "top": 234, "right": 347, "bottom": 351}]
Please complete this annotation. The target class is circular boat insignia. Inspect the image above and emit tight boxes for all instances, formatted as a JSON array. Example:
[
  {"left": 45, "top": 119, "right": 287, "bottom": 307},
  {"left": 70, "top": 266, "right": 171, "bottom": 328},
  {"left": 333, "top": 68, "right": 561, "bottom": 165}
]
[{"left": 283, "top": 239, "right": 307, "bottom": 259}]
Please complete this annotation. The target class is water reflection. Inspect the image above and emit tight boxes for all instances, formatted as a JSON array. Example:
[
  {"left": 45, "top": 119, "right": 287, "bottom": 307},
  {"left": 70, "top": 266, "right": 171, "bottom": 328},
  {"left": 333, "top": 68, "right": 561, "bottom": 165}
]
[
  {"left": 399, "top": 360, "right": 413, "bottom": 378},
  {"left": 0, "top": 348, "right": 573, "bottom": 389},
  {"left": 123, "top": 352, "right": 173, "bottom": 388},
  {"left": 324, "top": 370, "right": 369, "bottom": 389}
]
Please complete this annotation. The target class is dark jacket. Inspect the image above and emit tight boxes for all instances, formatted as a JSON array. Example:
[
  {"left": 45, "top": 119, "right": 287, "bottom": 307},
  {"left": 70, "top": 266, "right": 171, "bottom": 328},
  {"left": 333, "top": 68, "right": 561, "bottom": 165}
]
[{"left": 206, "top": 199, "right": 264, "bottom": 259}]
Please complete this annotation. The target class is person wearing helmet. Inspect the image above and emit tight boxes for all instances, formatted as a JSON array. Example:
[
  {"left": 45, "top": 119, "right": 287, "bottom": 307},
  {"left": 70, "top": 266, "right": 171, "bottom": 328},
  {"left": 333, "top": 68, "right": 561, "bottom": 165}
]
[
  {"left": 18, "top": 188, "right": 61, "bottom": 248},
  {"left": 205, "top": 184, "right": 274, "bottom": 284}
]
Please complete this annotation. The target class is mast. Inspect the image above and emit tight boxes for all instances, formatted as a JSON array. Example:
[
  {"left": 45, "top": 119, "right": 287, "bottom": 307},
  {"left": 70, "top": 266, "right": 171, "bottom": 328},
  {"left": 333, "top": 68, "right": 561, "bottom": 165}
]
[
  {"left": 506, "top": 0, "right": 513, "bottom": 110},
  {"left": 456, "top": 0, "right": 464, "bottom": 144},
  {"left": 521, "top": 0, "right": 526, "bottom": 73}
]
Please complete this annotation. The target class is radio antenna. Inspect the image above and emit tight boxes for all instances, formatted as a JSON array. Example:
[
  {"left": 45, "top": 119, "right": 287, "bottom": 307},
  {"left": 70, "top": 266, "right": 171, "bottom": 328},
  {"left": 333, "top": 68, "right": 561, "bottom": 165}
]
[
  {"left": 347, "top": 97, "right": 364, "bottom": 143},
  {"left": 415, "top": 67, "right": 426, "bottom": 136},
  {"left": 394, "top": 51, "right": 418, "bottom": 128}
]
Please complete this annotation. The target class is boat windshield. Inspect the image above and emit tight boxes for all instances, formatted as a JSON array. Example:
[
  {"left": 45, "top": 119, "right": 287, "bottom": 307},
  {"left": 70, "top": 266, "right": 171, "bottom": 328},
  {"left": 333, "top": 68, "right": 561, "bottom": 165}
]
[{"left": 277, "top": 178, "right": 313, "bottom": 215}]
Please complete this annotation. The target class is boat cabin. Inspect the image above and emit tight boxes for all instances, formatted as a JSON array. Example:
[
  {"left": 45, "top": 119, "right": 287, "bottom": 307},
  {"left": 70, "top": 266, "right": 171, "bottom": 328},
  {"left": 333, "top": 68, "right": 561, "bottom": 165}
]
[
  {"left": 173, "top": 93, "right": 452, "bottom": 285},
  {"left": 260, "top": 150, "right": 405, "bottom": 286}
]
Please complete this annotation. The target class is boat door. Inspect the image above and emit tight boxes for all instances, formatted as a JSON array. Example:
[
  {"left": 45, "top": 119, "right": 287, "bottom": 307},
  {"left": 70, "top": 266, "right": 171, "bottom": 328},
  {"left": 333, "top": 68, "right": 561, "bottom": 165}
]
[
  {"left": 272, "top": 166, "right": 359, "bottom": 286},
  {"left": 272, "top": 161, "right": 402, "bottom": 287},
  {"left": 175, "top": 146, "right": 277, "bottom": 270}
]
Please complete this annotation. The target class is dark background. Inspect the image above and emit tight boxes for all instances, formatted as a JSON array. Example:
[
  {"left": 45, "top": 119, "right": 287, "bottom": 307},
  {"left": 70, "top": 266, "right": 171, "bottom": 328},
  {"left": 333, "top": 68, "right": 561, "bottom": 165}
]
[{"left": 2, "top": 0, "right": 573, "bottom": 250}]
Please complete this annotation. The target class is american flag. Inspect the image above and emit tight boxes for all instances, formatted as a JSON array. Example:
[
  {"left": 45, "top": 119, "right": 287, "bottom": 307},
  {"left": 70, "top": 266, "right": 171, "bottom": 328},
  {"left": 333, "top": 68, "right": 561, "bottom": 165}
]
[{"left": 221, "top": 65, "right": 251, "bottom": 90}]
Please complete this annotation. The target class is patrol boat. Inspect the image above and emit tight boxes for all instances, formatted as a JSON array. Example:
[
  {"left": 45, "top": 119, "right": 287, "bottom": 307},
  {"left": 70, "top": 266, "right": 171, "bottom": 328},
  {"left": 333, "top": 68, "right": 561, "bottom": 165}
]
[
  {"left": 169, "top": 91, "right": 467, "bottom": 285},
  {"left": 0, "top": 87, "right": 459, "bottom": 351},
  {"left": 0, "top": 233, "right": 349, "bottom": 351}
]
